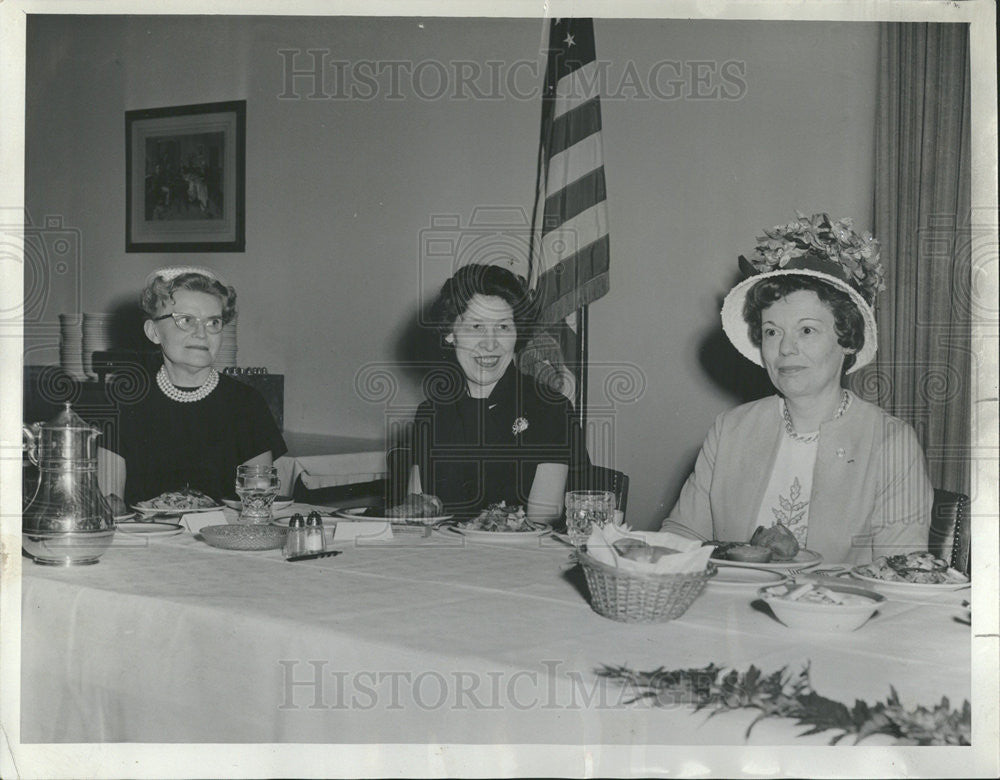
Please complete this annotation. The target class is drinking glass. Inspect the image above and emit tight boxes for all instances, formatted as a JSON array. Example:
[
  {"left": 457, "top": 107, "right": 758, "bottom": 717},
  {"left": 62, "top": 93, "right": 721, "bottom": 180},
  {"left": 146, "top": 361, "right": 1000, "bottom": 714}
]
[
  {"left": 235, "top": 465, "right": 280, "bottom": 525},
  {"left": 564, "top": 490, "right": 616, "bottom": 547}
]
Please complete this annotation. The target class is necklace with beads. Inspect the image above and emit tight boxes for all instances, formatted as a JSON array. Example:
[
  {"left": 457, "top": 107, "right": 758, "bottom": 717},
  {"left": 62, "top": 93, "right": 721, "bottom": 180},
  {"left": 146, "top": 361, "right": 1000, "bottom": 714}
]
[
  {"left": 156, "top": 365, "right": 219, "bottom": 403},
  {"left": 782, "top": 390, "right": 850, "bottom": 443}
]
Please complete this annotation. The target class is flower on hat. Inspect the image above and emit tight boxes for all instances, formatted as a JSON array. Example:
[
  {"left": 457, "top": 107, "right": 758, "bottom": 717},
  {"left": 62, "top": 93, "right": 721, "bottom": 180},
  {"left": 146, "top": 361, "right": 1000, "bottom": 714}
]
[{"left": 742, "top": 212, "right": 885, "bottom": 302}]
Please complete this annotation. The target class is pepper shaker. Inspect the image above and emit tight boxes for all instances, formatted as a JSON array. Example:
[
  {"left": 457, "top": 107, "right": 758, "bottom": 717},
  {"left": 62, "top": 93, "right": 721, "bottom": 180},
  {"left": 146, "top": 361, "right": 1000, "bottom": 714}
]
[{"left": 284, "top": 514, "right": 307, "bottom": 558}]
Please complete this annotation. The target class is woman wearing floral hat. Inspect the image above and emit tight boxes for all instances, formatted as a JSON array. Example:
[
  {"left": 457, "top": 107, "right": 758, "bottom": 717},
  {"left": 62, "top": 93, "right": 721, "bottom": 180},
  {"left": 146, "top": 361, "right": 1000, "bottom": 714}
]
[
  {"left": 662, "top": 214, "right": 932, "bottom": 564},
  {"left": 103, "top": 267, "right": 286, "bottom": 507}
]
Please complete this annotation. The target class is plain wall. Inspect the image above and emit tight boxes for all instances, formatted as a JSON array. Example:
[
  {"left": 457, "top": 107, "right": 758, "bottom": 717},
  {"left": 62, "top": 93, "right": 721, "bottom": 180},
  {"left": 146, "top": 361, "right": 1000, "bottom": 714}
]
[{"left": 24, "top": 16, "right": 879, "bottom": 529}]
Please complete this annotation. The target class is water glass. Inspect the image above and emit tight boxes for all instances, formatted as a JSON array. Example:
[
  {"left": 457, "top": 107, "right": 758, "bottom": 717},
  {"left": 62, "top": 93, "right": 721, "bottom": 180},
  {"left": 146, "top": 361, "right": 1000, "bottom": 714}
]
[
  {"left": 235, "top": 465, "right": 280, "bottom": 525},
  {"left": 564, "top": 490, "right": 616, "bottom": 547}
]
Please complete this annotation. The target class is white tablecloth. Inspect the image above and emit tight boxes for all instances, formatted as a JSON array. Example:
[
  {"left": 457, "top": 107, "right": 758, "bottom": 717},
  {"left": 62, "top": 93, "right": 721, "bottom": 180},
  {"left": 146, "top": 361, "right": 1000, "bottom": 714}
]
[{"left": 21, "top": 514, "right": 970, "bottom": 747}]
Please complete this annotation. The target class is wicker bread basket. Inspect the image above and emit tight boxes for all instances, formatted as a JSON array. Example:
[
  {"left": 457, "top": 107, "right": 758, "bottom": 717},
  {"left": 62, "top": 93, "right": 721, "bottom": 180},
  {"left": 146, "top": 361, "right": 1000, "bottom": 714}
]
[{"left": 577, "top": 549, "right": 716, "bottom": 623}]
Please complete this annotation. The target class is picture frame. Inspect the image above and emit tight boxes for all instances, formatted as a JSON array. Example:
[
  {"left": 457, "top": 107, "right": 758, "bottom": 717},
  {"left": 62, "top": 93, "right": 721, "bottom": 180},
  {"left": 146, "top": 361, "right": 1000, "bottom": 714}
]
[{"left": 125, "top": 100, "right": 245, "bottom": 252}]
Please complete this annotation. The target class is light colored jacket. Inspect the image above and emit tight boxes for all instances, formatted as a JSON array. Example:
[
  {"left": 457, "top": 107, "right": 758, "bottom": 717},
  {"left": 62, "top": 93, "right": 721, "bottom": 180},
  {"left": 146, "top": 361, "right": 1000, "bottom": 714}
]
[{"left": 662, "top": 392, "right": 933, "bottom": 564}]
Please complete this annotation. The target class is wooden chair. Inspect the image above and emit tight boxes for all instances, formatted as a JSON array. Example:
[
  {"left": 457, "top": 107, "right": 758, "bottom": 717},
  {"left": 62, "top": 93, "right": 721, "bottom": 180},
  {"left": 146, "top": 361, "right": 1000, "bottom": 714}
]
[
  {"left": 928, "top": 488, "right": 970, "bottom": 576},
  {"left": 585, "top": 466, "right": 630, "bottom": 517}
]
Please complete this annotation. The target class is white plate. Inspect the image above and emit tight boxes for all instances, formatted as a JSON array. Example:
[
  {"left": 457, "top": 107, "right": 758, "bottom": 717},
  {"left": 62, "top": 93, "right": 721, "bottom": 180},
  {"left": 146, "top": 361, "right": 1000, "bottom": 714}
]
[
  {"left": 849, "top": 566, "right": 970, "bottom": 595},
  {"left": 442, "top": 525, "right": 551, "bottom": 543},
  {"left": 222, "top": 497, "right": 293, "bottom": 511},
  {"left": 708, "top": 566, "right": 788, "bottom": 589},
  {"left": 115, "top": 521, "right": 184, "bottom": 537},
  {"left": 132, "top": 503, "right": 223, "bottom": 517},
  {"left": 713, "top": 548, "right": 823, "bottom": 572},
  {"left": 334, "top": 507, "right": 453, "bottom": 525}
]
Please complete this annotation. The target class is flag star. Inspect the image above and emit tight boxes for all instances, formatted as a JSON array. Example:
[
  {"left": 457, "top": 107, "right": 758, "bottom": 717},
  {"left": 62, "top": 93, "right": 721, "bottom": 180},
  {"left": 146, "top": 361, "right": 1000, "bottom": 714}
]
[{"left": 564, "top": 33, "right": 576, "bottom": 47}]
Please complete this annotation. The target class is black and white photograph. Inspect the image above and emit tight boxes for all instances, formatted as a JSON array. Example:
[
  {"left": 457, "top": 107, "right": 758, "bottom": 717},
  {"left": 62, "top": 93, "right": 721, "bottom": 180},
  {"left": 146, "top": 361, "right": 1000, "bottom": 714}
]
[{"left": 1, "top": 0, "right": 996, "bottom": 778}]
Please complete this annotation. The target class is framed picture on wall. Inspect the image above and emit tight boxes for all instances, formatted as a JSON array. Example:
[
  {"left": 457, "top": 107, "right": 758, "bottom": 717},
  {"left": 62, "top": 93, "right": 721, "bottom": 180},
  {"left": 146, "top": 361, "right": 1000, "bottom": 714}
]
[{"left": 125, "top": 100, "right": 245, "bottom": 252}]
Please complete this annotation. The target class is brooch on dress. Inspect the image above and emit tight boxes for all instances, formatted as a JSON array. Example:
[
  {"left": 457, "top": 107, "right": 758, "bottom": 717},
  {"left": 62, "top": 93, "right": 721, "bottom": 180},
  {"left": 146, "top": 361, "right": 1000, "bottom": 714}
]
[{"left": 512, "top": 417, "right": 529, "bottom": 436}]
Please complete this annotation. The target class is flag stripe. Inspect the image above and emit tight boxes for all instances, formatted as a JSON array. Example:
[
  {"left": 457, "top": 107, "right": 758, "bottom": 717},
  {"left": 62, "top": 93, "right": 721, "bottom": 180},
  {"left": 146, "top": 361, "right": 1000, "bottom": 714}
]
[
  {"left": 547, "top": 98, "right": 602, "bottom": 158},
  {"left": 540, "top": 203, "right": 609, "bottom": 263},
  {"left": 542, "top": 167, "right": 606, "bottom": 234},
  {"left": 553, "top": 61, "right": 601, "bottom": 119},
  {"left": 538, "top": 235, "right": 611, "bottom": 324},
  {"left": 546, "top": 133, "right": 604, "bottom": 197}
]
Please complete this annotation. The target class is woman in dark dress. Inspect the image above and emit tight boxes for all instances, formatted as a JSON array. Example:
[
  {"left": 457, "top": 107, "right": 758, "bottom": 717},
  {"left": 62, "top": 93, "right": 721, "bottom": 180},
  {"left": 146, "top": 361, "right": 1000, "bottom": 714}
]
[
  {"left": 103, "top": 267, "right": 286, "bottom": 507},
  {"left": 411, "top": 264, "right": 588, "bottom": 523}
]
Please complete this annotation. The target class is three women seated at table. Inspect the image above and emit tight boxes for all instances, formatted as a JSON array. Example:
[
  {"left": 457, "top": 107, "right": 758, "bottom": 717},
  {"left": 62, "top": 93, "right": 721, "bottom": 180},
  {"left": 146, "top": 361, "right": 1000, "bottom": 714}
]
[
  {"left": 409, "top": 263, "right": 589, "bottom": 523},
  {"left": 102, "top": 215, "right": 934, "bottom": 566},
  {"left": 662, "top": 215, "right": 932, "bottom": 564},
  {"left": 102, "top": 267, "right": 286, "bottom": 509}
]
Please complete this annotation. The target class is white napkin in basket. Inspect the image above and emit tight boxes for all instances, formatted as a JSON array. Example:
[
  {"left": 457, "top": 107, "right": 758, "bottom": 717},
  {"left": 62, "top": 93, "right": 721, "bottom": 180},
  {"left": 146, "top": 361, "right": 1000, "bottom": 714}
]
[{"left": 585, "top": 523, "right": 715, "bottom": 575}]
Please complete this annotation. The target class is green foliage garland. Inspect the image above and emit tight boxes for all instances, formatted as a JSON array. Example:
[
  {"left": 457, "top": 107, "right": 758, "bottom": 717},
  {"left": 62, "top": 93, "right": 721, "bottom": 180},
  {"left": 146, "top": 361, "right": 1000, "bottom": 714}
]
[{"left": 597, "top": 661, "right": 970, "bottom": 745}]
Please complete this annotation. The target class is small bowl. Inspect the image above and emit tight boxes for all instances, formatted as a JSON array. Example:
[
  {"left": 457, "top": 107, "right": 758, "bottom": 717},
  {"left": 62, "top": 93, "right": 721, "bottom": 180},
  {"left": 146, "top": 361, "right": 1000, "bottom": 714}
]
[
  {"left": 200, "top": 524, "right": 287, "bottom": 551},
  {"left": 759, "top": 581, "right": 885, "bottom": 632}
]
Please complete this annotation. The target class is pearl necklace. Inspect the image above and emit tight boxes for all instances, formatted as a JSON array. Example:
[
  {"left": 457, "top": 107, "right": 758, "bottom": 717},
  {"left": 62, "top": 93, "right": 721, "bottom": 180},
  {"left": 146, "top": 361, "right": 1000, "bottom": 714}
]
[
  {"left": 156, "top": 365, "right": 219, "bottom": 403},
  {"left": 782, "top": 390, "right": 850, "bottom": 443}
]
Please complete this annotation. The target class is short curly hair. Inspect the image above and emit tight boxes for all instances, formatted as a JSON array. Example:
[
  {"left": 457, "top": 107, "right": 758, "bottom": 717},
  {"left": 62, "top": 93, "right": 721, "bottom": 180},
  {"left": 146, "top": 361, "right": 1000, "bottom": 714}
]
[
  {"left": 743, "top": 275, "right": 865, "bottom": 372},
  {"left": 140, "top": 271, "right": 238, "bottom": 324},
  {"left": 430, "top": 264, "right": 536, "bottom": 353}
]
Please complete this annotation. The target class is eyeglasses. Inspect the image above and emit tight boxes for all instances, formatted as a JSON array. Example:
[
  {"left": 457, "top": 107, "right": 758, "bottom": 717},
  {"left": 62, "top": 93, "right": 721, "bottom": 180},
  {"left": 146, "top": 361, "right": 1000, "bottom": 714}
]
[{"left": 152, "top": 312, "right": 225, "bottom": 334}]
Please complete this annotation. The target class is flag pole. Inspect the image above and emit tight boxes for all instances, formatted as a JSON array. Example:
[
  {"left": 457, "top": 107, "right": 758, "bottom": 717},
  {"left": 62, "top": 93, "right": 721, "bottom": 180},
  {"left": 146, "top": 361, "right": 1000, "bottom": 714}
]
[{"left": 575, "top": 306, "right": 588, "bottom": 433}]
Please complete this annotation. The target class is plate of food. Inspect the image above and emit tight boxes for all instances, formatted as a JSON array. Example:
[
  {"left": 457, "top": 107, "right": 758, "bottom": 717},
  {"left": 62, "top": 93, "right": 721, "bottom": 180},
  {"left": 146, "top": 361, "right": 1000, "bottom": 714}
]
[
  {"left": 444, "top": 502, "right": 550, "bottom": 542},
  {"left": 222, "top": 496, "right": 294, "bottom": 511},
  {"left": 132, "top": 487, "right": 222, "bottom": 516},
  {"left": 334, "top": 494, "right": 452, "bottom": 525},
  {"left": 850, "top": 552, "right": 969, "bottom": 595},
  {"left": 708, "top": 566, "right": 788, "bottom": 590},
  {"left": 712, "top": 546, "right": 822, "bottom": 572},
  {"left": 115, "top": 521, "right": 184, "bottom": 537},
  {"left": 709, "top": 522, "right": 822, "bottom": 571}
]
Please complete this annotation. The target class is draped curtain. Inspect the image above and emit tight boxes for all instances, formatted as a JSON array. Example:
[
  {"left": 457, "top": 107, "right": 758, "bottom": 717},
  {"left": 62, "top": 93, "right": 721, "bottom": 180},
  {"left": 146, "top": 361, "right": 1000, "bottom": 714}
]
[{"left": 852, "top": 23, "right": 972, "bottom": 494}]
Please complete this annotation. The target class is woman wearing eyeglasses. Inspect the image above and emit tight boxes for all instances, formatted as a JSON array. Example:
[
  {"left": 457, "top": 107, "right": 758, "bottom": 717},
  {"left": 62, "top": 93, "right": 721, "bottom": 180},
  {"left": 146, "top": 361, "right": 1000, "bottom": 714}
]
[{"left": 103, "top": 267, "right": 286, "bottom": 507}]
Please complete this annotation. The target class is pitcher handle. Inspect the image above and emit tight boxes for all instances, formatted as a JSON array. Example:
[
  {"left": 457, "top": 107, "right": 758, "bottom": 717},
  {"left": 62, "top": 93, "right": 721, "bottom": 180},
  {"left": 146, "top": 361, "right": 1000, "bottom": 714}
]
[{"left": 22, "top": 422, "right": 42, "bottom": 466}]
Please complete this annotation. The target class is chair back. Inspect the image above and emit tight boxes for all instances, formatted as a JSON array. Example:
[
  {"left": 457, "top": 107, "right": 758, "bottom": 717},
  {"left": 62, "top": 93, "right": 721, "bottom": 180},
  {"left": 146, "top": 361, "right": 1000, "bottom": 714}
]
[
  {"left": 584, "top": 466, "right": 630, "bottom": 517},
  {"left": 928, "top": 488, "right": 970, "bottom": 576}
]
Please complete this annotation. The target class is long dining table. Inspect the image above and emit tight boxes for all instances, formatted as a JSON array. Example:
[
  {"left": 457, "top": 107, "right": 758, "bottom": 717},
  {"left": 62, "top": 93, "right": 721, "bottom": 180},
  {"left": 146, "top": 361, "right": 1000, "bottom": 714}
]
[{"left": 20, "top": 505, "right": 972, "bottom": 753}]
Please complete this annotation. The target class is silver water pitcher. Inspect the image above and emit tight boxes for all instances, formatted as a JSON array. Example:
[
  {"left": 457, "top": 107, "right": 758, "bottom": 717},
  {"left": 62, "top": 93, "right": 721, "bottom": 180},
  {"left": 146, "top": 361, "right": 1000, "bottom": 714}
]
[{"left": 22, "top": 403, "right": 115, "bottom": 565}]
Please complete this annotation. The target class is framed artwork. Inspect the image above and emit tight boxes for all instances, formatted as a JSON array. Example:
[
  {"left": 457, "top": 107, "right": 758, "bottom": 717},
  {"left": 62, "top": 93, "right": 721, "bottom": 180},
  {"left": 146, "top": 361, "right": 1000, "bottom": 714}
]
[{"left": 125, "top": 100, "right": 245, "bottom": 252}]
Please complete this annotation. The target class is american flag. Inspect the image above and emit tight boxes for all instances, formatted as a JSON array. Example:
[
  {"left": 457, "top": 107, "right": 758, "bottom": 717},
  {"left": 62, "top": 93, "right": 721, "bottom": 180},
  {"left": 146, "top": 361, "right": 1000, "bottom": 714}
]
[{"left": 530, "top": 18, "right": 611, "bottom": 326}]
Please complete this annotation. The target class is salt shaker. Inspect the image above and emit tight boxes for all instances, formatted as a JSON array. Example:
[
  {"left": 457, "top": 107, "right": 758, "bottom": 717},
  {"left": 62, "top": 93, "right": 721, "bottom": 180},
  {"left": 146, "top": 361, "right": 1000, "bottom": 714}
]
[
  {"left": 284, "top": 514, "right": 307, "bottom": 558},
  {"left": 305, "top": 511, "right": 326, "bottom": 553}
]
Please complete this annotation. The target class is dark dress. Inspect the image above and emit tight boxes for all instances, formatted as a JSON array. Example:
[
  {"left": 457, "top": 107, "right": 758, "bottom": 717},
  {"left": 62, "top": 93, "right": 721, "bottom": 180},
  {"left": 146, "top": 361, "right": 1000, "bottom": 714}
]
[
  {"left": 114, "top": 373, "right": 287, "bottom": 505},
  {"left": 412, "top": 363, "right": 589, "bottom": 517}
]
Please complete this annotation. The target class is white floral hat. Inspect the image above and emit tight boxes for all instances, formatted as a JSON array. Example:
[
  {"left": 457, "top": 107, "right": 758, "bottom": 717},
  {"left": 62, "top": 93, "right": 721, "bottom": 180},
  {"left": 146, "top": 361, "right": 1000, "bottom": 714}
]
[{"left": 720, "top": 213, "right": 884, "bottom": 375}]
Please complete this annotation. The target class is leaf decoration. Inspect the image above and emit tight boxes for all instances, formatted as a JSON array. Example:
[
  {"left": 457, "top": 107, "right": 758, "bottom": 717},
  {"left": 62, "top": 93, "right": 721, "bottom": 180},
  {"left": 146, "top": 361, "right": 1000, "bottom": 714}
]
[
  {"left": 595, "top": 661, "right": 970, "bottom": 745},
  {"left": 742, "top": 212, "right": 886, "bottom": 302}
]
